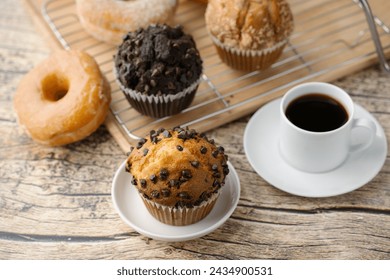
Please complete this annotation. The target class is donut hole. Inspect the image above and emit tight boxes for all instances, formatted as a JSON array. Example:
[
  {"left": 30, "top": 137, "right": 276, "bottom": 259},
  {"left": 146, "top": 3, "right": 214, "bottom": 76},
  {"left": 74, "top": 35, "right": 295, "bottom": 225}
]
[{"left": 42, "top": 73, "right": 69, "bottom": 101}]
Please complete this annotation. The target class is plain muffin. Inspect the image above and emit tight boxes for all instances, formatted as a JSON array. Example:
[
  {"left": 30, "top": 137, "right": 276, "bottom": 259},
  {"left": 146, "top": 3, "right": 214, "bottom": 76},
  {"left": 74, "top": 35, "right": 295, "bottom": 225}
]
[{"left": 205, "top": 0, "right": 294, "bottom": 71}]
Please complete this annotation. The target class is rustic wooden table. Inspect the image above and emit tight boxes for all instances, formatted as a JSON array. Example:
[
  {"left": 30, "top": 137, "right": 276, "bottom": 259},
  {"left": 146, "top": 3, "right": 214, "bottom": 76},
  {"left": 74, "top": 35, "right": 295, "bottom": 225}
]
[{"left": 1, "top": 0, "right": 389, "bottom": 260}]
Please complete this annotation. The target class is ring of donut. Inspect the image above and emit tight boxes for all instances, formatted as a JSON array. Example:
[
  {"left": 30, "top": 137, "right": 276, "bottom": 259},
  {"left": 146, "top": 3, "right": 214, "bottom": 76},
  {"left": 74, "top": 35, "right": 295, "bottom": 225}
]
[{"left": 13, "top": 50, "right": 111, "bottom": 146}]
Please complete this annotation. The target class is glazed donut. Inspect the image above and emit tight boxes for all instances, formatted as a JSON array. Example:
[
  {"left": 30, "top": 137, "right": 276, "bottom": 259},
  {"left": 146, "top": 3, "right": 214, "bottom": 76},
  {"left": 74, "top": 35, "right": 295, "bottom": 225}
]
[
  {"left": 76, "top": 0, "right": 178, "bottom": 45},
  {"left": 13, "top": 50, "right": 111, "bottom": 146}
]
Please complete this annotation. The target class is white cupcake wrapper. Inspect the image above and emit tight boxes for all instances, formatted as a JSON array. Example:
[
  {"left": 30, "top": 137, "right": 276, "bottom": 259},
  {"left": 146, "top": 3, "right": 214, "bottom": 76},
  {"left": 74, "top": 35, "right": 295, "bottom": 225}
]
[
  {"left": 119, "top": 77, "right": 201, "bottom": 104},
  {"left": 209, "top": 33, "right": 289, "bottom": 71},
  {"left": 140, "top": 192, "right": 220, "bottom": 226},
  {"left": 210, "top": 34, "right": 289, "bottom": 57},
  {"left": 114, "top": 66, "right": 201, "bottom": 117}
]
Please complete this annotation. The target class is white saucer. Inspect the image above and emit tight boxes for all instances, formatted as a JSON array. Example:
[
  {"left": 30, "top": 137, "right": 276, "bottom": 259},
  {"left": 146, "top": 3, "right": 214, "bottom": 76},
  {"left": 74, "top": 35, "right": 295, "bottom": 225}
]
[
  {"left": 111, "top": 161, "right": 240, "bottom": 241},
  {"left": 244, "top": 98, "right": 387, "bottom": 198}
]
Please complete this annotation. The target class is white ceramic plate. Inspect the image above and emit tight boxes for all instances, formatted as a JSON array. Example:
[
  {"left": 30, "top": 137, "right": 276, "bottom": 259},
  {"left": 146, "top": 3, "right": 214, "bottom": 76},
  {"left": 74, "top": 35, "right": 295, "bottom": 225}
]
[
  {"left": 244, "top": 98, "right": 387, "bottom": 198},
  {"left": 112, "top": 161, "right": 240, "bottom": 241}
]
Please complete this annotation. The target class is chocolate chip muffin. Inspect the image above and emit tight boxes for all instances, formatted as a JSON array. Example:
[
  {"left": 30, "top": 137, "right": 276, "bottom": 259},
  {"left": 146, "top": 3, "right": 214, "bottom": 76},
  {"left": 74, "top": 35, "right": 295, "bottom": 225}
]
[
  {"left": 114, "top": 24, "right": 203, "bottom": 118},
  {"left": 205, "top": 0, "right": 294, "bottom": 71},
  {"left": 125, "top": 127, "right": 229, "bottom": 226}
]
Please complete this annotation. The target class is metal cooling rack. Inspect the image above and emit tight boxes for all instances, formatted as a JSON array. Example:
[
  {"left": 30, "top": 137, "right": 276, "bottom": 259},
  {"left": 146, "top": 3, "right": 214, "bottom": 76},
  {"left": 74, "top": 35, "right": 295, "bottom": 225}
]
[{"left": 41, "top": 0, "right": 390, "bottom": 142}]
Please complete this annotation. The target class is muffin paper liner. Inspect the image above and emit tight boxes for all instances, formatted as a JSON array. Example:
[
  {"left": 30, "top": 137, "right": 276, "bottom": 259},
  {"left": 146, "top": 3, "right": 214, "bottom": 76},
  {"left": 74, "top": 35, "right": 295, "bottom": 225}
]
[
  {"left": 210, "top": 34, "right": 288, "bottom": 71},
  {"left": 140, "top": 192, "right": 220, "bottom": 226},
  {"left": 114, "top": 67, "right": 201, "bottom": 118}
]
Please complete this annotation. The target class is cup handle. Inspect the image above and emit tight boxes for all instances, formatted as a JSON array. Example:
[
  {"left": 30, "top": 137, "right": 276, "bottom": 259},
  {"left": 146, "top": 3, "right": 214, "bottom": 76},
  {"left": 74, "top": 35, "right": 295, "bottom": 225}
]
[{"left": 350, "top": 118, "right": 377, "bottom": 153}]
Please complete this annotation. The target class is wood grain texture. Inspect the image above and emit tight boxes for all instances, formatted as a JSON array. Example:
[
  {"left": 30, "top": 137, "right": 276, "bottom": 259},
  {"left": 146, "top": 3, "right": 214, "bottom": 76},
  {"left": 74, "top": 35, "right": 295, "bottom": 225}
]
[{"left": 0, "top": 0, "right": 389, "bottom": 260}]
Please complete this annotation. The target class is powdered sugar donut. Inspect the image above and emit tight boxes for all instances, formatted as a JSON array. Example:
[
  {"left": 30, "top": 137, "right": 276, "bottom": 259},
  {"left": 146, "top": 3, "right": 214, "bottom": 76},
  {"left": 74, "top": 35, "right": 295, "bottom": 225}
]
[{"left": 76, "top": 0, "right": 178, "bottom": 45}]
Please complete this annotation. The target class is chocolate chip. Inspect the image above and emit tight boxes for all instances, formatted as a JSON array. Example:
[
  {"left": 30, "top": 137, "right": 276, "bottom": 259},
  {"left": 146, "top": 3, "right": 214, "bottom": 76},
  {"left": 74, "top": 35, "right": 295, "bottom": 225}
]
[
  {"left": 180, "top": 74, "right": 187, "bottom": 83},
  {"left": 162, "top": 129, "right": 172, "bottom": 138},
  {"left": 175, "top": 201, "right": 192, "bottom": 208},
  {"left": 140, "top": 179, "right": 147, "bottom": 188},
  {"left": 211, "top": 164, "right": 218, "bottom": 171},
  {"left": 159, "top": 168, "right": 169, "bottom": 180},
  {"left": 150, "top": 174, "right": 157, "bottom": 183},
  {"left": 149, "top": 130, "right": 160, "bottom": 143},
  {"left": 161, "top": 188, "right": 171, "bottom": 197},
  {"left": 213, "top": 172, "right": 221, "bottom": 178},
  {"left": 151, "top": 190, "right": 160, "bottom": 198},
  {"left": 131, "top": 178, "right": 138, "bottom": 186},
  {"left": 200, "top": 146, "right": 207, "bottom": 154},
  {"left": 125, "top": 162, "right": 132, "bottom": 172},
  {"left": 175, "top": 67, "right": 181, "bottom": 75},
  {"left": 134, "top": 39, "right": 141, "bottom": 46},
  {"left": 169, "top": 179, "right": 180, "bottom": 188},
  {"left": 143, "top": 148, "right": 149, "bottom": 156},
  {"left": 143, "top": 193, "right": 150, "bottom": 200},
  {"left": 178, "top": 191, "right": 191, "bottom": 200},
  {"left": 176, "top": 145, "right": 183, "bottom": 151},
  {"left": 194, "top": 191, "right": 209, "bottom": 206},
  {"left": 157, "top": 127, "right": 165, "bottom": 134},
  {"left": 134, "top": 58, "right": 142, "bottom": 68},
  {"left": 151, "top": 136, "right": 160, "bottom": 144},
  {"left": 208, "top": 139, "right": 215, "bottom": 145},
  {"left": 223, "top": 167, "right": 229, "bottom": 175},
  {"left": 182, "top": 169, "right": 192, "bottom": 179},
  {"left": 151, "top": 68, "right": 159, "bottom": 77},
  {"left": 187, "top": 48, "right": 196, "bottom": 55},
  {"left": 126, "top": 146, "right": 134, "bottom": 156},
  {"left": 167, "top": 82, "right": 175, "bottom": 90},
  {"left": 190, "top": 161, "right": 199, "bottom": 168},
  {"left": 213, "top": 180, "right": 221, "bottom": 189},
  {"left": 218, "top": 146, "right": 225, "bottom": 153},
  {"left": 179, "top": 177, "right": 189, "bottom": 184},
  {"left": 188, "top": 129, "right": 197, "bottom": 138},
  {"left": 136, "top": 138, "right": 147, "bottom": 149},
  {"left": 178, "top": 131, "right": 187, "bottom": 140},
  {"left": 200, "top": 191, "right": 209, "bottom": 200},
  {"left": 212, "top": 150, "right": 219, "bottom": 158}
]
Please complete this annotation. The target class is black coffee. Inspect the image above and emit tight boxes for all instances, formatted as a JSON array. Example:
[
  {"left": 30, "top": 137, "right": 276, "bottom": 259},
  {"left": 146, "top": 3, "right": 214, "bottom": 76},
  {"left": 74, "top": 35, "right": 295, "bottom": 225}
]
[{"left": 285, "top": 93, "right": 348, "bottom": 132}]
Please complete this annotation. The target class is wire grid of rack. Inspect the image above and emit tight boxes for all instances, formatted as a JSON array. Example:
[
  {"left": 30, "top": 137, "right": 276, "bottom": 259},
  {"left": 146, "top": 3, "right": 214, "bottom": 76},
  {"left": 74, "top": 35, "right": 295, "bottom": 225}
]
[{"left": 41, "top": 0, "right": 390, "bottom": 143}]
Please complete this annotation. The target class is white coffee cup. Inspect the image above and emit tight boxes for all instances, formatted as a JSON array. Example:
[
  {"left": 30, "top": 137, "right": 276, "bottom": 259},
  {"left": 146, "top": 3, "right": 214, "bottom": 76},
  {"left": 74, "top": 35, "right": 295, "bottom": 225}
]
[{"left": 279, "top": 82, "right": 376, "bottom": 173}]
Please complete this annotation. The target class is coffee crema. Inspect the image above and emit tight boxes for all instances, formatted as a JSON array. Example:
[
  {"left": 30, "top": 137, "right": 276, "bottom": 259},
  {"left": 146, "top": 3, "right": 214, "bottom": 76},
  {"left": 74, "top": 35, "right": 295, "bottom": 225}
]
[{"left": 285, "top": 93, "right": 349, "bottom": 132}]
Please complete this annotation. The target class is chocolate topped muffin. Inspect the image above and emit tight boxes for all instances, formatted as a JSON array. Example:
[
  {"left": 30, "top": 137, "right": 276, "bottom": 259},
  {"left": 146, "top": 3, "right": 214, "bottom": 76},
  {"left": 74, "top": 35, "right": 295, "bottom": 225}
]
[
  {"left": 114, "top": 24, "right": 203, "bottom": 118},
  {"left": 125, "top": 127, "right": 229, "bottom": 225}
]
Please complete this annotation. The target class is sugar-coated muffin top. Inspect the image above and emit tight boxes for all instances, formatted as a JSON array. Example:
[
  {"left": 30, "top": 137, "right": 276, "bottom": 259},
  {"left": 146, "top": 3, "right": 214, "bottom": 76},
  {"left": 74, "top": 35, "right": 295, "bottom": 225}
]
[
  {"left": 114, "top": 24, "right": 203, "bottom": 96},
  {"left": 125, "top": 127, "right": 229, "bottom": 208},
  {"left": 205, "top": 0, "right": 294, "bottom": 50}
]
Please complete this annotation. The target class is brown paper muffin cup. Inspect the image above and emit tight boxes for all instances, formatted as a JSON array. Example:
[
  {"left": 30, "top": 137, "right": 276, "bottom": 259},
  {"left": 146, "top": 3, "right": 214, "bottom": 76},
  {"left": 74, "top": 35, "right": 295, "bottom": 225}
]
[
  {"left": 140, "top": 192, "right": 219, "bottom": 226},
  {"left": 210, "top": 35, "right": 288, "bottom": 71},
  {"left": 115, "top": 67, "right": 201, "bottom": 118}
]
